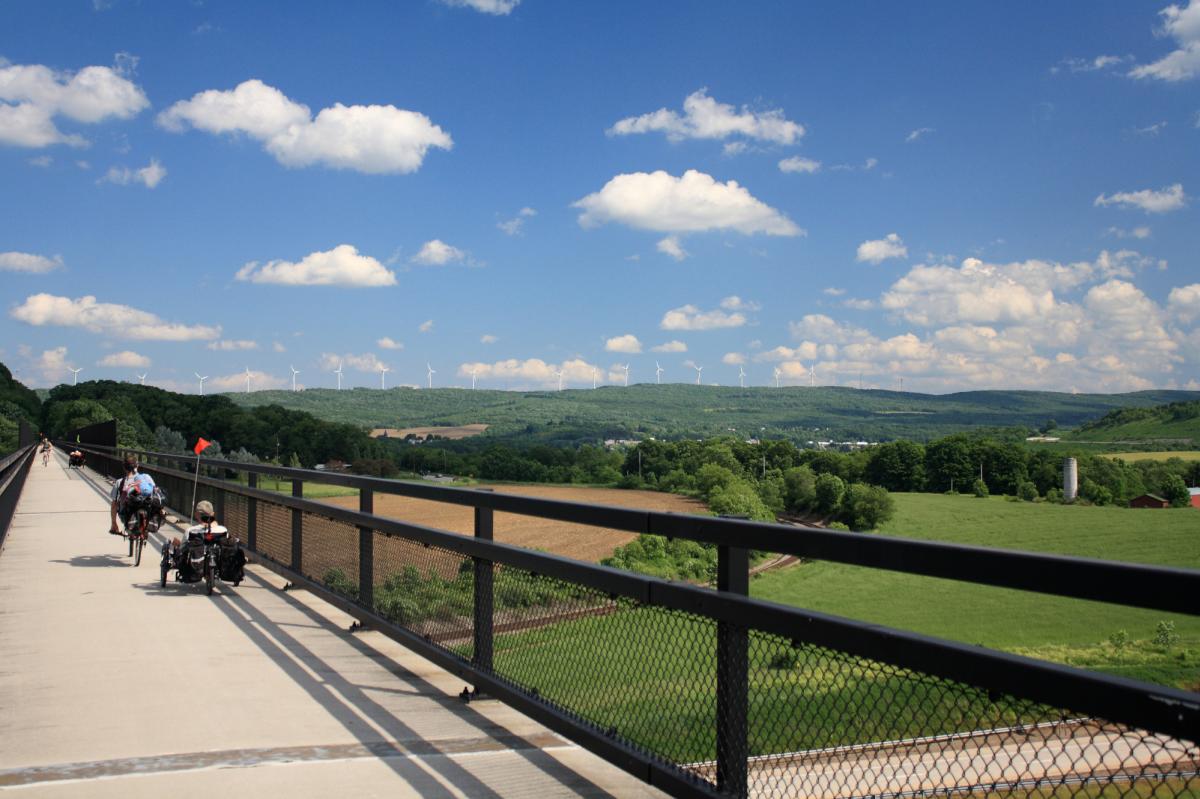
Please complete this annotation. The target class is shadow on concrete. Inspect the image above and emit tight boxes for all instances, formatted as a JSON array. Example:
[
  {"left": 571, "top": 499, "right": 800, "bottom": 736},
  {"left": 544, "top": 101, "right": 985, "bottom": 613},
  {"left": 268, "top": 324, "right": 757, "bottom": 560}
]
[
  {"left": 215, "top": 570, "right": 621, "bottom": 798},
  {"left": 50, "top": 554, "right": 132, "bottom": 568}
]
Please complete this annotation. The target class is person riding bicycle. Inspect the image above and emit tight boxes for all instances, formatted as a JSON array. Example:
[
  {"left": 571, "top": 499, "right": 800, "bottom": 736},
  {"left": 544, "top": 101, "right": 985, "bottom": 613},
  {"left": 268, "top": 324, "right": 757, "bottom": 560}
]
[{"left": 109, "top": 455, "right": 158, "bottom": 535}]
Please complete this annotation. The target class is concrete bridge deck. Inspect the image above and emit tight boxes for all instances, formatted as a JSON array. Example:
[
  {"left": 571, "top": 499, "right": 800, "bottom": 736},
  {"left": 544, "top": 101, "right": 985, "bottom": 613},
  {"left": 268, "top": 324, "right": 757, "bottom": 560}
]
[{"left": 0, "top": 451, "right": 664, "bottom": 798}]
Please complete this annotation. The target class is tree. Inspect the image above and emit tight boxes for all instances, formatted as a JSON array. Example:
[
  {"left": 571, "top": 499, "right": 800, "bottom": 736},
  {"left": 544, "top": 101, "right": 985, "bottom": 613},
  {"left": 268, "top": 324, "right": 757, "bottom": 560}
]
[
  {"left": 839, "top": 483, "right": 895, "bottom": 530},
  {"left": 865, "top": 441, "right": 925, "bottom": 491},
  {"left": 1162, "top": 474, "right": 1191, "bottom": 508},
  {"left": 696, "top": 463, "right": 737, "bottom": 500},
  {"left": 925, "top": 436, "right": 975, "bottom": 492},
  {"left": 814, "top": 473, "right": 846, "bottom": 514},
  {"left": 782, "top": 465, "right": 817, "bottom": 512},
  {"left": 707, "top": 479, "right": 774, "bottom": 522},
  {"left": 972, "top": 478, "right": 989, "bottom": 498}
]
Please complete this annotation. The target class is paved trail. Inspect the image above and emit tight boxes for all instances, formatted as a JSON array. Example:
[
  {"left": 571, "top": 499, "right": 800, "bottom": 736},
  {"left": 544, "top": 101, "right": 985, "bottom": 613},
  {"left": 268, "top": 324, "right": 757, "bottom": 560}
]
[{"left": 0, "top": 452, "right": 663, "bottom": 798}]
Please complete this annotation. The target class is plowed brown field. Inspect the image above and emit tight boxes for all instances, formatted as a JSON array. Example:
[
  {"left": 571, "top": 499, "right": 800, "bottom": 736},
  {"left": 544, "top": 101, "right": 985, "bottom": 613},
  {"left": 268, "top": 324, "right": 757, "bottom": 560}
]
[{"left": 322, "top": 485, "right": 707, "bottom": 563}]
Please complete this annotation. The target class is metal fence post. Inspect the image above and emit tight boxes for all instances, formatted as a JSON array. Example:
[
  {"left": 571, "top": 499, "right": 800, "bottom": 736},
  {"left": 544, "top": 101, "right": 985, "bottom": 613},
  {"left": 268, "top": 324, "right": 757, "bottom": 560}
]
[
  {"left": 716, "top": 543, "right": 749, "bottom": 798},
  {"left": 291, "top": 478, "right": 303, "bottom": 573},
  {"left": 358, "top": 488, "right": 374, "bottom": 610},
  {"left": 473, "top": 489, "right": 494, "bottom": 673},
  {"left": 246, "top": 472, "right": 257, "bottom": 552}
]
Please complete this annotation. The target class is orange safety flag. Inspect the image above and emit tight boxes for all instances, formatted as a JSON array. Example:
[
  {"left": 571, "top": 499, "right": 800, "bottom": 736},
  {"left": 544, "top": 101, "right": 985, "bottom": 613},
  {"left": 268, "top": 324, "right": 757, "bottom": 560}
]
[{"left": 193, "top": 437, "right": 212, "bottom": 455}]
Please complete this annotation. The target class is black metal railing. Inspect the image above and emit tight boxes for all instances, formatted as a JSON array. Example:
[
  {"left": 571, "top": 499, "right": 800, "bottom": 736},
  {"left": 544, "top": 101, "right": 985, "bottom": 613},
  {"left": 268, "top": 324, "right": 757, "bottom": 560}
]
[
  {"left": 67, "top": 442, "right": 1200, "bottom": 799},
  {"left": 0, "top": 443, "right": 36, "bottom": 551}
]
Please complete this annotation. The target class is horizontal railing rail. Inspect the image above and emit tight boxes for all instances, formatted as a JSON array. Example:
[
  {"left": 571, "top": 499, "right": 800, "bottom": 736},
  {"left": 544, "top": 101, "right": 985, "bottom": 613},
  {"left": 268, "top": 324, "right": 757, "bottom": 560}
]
[
  {"left": 67, "top": 441, "right": 1200, "bottom": 799},
  {"left": 0, "top": 443, "right": 37, "bottom": 552},
  {"left": 103, "top": 445, "right": 1199, "bottom": 615}
]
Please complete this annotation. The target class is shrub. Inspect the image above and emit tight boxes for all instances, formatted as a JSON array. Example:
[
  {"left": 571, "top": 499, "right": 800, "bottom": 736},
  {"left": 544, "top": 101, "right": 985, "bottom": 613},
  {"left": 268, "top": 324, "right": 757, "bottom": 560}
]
[
  {"left": 1162, "top": 475, "right": 1191, "bottom": 508},
  {"left": 972, "top": 478, "right": 989, "bottom": 498},
  {"left": 782, "top": 465, "right": 817, "bottom": 511},
  {"left": 1154, "top": 621, "right": 1179, "bottom": 648},
  {"left": 839, "top": 483, "right": 895, "bottom": 530},
  {"left": 1017, "top": 481, "right": 1039, "bottom": 502},
  {"left": 1045, "top": 487, "right": 1064, "bottom": 503},
  {"left": 708, "top": 479, "right": 775, "bottom": 522}
]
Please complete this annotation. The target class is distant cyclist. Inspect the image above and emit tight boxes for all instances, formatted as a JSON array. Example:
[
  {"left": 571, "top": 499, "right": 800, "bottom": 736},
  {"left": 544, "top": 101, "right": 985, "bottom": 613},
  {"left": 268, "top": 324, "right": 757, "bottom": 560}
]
[
  {"left": 41, "top": 438, "right": 51, "bottom": 467},
  {"left": 109, "top": 454, "right": 157, "bottom": 535}
]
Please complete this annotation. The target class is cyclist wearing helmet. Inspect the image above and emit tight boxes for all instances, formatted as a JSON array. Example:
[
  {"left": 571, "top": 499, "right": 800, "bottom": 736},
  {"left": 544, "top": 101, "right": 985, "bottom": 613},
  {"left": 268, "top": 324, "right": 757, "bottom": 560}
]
[{"left": 109, "top": 454, "right": 157, "bottom": 534}]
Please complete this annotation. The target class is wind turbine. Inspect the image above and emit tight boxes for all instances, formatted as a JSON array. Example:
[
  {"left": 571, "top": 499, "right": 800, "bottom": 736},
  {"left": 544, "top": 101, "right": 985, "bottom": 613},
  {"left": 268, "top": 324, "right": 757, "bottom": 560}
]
[
  {"left": 591, "top": 367, "right": 598, "bottom": 389},
  {"left": 738, "top": 365, "right": 746, "bottom": 388},
  {"left": 379, "top": 365, "right": 389, "bottom": 389},
  {"left": 136, "top": 372, "right": 147, "bottom": 386},
  {"left": 334, "top": 360, "right": 343, "bottom": 390},
  {"left": 470, "top": 368, "right": 478, "bottom": 390},
  {"left": 655, "top": 361, "right": 664, "bottom": 384},
  {"left": 195, "top": 372, "right": 208, "bottom": 396},
  {"left": 426, "top": 363, "right": 435, "bottom": 389},
  {"left": 68, "top": 367, "right": 82, "bottom": 385},
  {"left": 290, "top": 365, "right": 300, "bottom": 392},
  {"left": 621, "top": 364, "right": 630, "bottom": 387},
  {"left": 773, "top": 367, "right": 781, "bottom": 388},
  {"left": 244, "top": 367, "right": 252, "bottom": 394},
  {"left": 554, "top": 368, "right": 564, "bottom": 392},
  {"left": 693, "top": 365, "right": 703, "bottom": 385},
  {"left": 808, "top": 365, "right": 815, "bottom": 388}
]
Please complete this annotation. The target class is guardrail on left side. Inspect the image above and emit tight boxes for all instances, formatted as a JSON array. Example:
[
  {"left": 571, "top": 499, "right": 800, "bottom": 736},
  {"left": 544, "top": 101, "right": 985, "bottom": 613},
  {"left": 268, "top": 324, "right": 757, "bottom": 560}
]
[{"left": 0, "top": 444, "right": 37, "bottom": 553}]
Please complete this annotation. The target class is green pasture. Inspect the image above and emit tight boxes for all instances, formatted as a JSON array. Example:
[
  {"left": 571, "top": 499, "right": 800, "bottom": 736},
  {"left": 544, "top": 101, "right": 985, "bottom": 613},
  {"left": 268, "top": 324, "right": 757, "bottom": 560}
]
[{"left": 751, "top": 493, "right": 1200, "bottom": 688}]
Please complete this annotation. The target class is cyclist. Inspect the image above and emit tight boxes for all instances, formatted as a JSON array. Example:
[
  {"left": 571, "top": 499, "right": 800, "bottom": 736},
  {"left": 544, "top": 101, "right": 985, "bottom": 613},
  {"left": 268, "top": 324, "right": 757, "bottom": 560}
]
[
  {"left": 109, "top": 454, "right": 157, "bottom": 535},
  {"left": 41, "top": 438, "right": 51, "bottom": 467}
]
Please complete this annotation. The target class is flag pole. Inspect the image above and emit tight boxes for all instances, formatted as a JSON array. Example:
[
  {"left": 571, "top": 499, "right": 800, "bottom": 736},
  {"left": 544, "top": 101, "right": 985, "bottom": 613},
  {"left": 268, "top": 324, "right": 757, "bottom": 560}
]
[{"left": 190, "top": 452, "right": 201, "bottom": 522}]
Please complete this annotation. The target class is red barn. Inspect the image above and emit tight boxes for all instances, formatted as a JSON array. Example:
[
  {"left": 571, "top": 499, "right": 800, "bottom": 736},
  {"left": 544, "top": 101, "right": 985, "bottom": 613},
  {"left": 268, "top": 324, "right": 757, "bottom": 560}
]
[
  {"left": 1130, "top": 494, "right": 1170, "bottom": 509},
  {"left": 1191, "top": 488, "right": 1200, "bottom": 509}
]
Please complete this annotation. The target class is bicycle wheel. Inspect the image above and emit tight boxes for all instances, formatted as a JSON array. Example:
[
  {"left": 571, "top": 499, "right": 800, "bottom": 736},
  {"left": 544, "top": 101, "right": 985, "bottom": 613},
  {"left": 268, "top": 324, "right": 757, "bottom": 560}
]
[
  {"left": 205, "top": 558, "right": 215, "bottom": 596},
  {"left": 128, "top": 534, "right": 133, "bottom": 557},
  {"left": 160, "top": 562, "right": 168, "bottom": 588},
  {"left": 133, "top": 536, "right": 143, "bottom": 567}
]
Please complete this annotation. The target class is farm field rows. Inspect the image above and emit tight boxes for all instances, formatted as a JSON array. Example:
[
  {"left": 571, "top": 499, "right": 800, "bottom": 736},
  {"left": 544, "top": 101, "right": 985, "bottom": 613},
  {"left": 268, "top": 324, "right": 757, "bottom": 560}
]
[{"left": 322, "top": 483, "right": 708, "bottom": 563}]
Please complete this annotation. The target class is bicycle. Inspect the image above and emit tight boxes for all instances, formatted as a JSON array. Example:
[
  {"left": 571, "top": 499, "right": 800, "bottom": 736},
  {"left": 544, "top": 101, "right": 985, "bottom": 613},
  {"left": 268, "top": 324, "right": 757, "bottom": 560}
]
[{"left": 121, "top": 508, "right": 150, "bottom": 567}]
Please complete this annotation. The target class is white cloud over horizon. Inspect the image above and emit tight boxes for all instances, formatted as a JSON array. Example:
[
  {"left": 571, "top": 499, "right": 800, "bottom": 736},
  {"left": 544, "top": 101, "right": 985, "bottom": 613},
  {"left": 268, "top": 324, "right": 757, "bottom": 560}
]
[
  {"left": 778, "top": 155, "right": 820, "bottom": 174},
  {"left": 652, "top": 340, "right": 687, "bottom": 353},
  {"left": 604, "top": 334, "right": 642, "bottom": 353},
  {"left": 661, "top": 303, "right": 747, "bottom": 331},
  {"left": 377, "top": 337, "right": 404, "bottom": 350},
  {"left": 100, "top": 158, "right": 166, "bottom": 188},
  {"left": 412, "top": 239, "right": 466, "bottom": 265},
  {"left": 158, "top": 79, "right": 452, "bottom": 174},
  {"left": 235, "top": 244, "right": 397, "bottom": 287},
  {"left": 98, "top": 350, "right": 149, "bottom": 368},
  {"left": 207, "top": 339, "right": 258, "bottom": 351},
  {"left": 11, "top": 293, "right": 219, "bottom": 341}
]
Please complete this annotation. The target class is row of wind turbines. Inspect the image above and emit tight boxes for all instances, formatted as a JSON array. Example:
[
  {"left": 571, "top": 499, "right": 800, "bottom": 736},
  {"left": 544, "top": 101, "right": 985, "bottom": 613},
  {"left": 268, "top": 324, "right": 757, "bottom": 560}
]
[{"left": 66, "top": 359, "right": 827, "bottom": 394}]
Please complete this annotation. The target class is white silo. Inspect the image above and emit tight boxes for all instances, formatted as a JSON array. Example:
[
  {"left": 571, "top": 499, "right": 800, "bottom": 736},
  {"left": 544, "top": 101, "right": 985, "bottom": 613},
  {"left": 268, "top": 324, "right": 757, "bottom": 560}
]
[{"left": 1063, "top": 457, "right": 1078, "bottom": 502}]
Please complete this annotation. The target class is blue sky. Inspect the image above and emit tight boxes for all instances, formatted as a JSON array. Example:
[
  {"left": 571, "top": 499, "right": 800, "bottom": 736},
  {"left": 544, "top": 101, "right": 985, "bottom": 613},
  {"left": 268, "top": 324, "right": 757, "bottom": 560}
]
[{"left": 2, "top": 0, "right": 1199, "bottom": 394}]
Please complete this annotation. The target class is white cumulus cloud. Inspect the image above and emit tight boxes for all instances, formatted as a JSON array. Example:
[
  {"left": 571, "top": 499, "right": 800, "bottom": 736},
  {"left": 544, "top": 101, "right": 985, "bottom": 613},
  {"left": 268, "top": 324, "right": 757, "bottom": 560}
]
[
  {"left": 574, "top": 169, "right": 801, "bottom": 236},
  {"left": 1130, "top": 0, "right": 1200, "bottom": 81},
  {"left": 1094, "top": 183, "right": 1186, "bottom": 213},
  {"left": 721, "top": 352, "right": 746, "bottom": 365},
  {"left": 607, "top": 88, "right": 804, "bottom": 146},
  {"left": 158, "top": 79, "right": 452, "bottom": 174},
  {"left": 480, "top": 334, "right": 498, "bottom": 344},
  {"left": 11, "top": 293, "right": 219, "bottom": 341},
  {"left": 412, "top": 239, "right": 466, "bottom": 265},
  {"left": 419, "top": 319, "right": 434, "bottom": 333},
  {"left": 652, "top": 340, "right": 687, "bottom": 352},
  {"left": 905, "top": 127, "right": 935, "bottom": 143},
  {"left": 235, "top": 244, "right": 396, "bottom": 287},
  {"left": 1168, "top": 284, "right": 1200, "bottom": 322},
  {"left": 319, "top": 352, "right": 389, "bottom": 373},
  {"left": 457, "top": 357, "right": 599, "bottom": 389},
  {"left": 857, "top": 233, "right": 908, "bottom": 264},
  {"left": 0, "top": 251, "right": 62, "bottom": 273},
  {"left": 98, "top": 350, "right": 150, "bottom": 368},
  {"left": 0, "top": 57, "right": 148, "bottom": 148},
  {"left": 605, "top": 334, "right": 642, "bottom": 353},
  {"left": 497, "top": 207, "right": 536, "bottom": 236},
  {"left": 377, "top": 337, "right": 404, "bottom": 350}
]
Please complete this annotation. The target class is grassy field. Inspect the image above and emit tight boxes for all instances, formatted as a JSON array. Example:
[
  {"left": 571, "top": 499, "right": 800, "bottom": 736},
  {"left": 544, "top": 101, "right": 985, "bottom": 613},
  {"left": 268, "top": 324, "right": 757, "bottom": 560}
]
[{"left": 752, "top": 493, "right": 1200, "bottom": 688}]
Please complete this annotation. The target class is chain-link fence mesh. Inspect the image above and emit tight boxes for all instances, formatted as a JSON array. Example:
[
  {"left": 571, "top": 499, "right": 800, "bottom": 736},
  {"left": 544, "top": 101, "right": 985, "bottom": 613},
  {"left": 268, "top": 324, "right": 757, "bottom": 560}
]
[{"left": 76, "top": 451, "right": 1200, "bottom": 799}]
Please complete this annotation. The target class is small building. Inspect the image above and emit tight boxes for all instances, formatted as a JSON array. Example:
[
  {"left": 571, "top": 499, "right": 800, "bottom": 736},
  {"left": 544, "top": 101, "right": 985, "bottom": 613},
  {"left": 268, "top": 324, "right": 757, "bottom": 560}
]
[
  {"left": 1190, "top": 487, "right": 1200, "bottom": 509},
  {"left": 1130, "top": 494, "right": 1170, "bottom": 509}
]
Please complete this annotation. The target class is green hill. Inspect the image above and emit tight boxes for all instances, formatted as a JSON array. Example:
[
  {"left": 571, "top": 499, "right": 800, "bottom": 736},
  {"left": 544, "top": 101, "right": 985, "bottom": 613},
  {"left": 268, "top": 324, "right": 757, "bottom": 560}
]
[
  {"left": 1065, "top": 400, "right": 1200, "bottom": 446},
  {"left": 224, "top": 384, "right": 1200, "bottom": 446}
]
